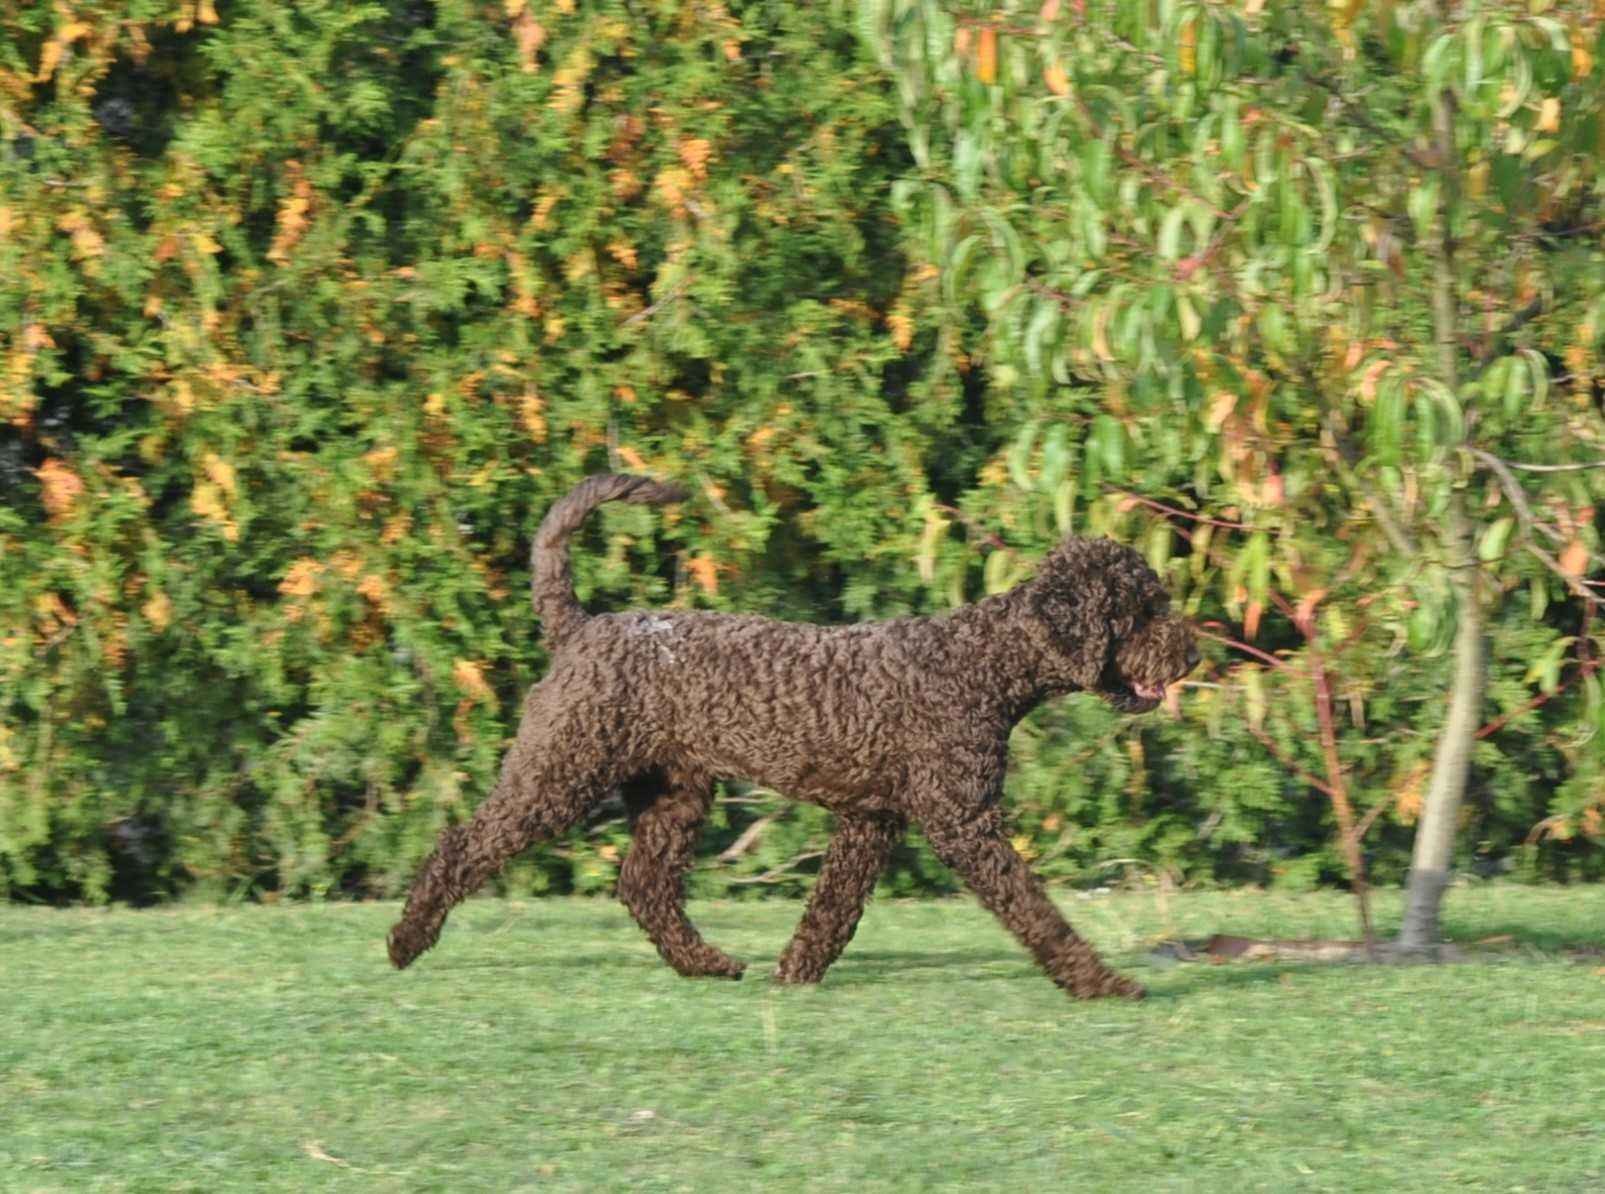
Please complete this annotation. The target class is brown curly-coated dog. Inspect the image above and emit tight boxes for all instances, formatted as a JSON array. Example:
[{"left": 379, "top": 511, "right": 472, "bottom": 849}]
[{"left": 388, "top": 474, "right": 1197, "bottom": 1000}]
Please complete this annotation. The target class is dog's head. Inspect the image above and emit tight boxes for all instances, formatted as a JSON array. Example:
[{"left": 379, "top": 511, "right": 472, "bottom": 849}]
[{"left": 1026, "top": 538, "right": 1198, "bottom": 713}]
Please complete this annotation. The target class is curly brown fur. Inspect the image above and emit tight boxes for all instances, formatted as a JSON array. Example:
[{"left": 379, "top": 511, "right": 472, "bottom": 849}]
[{"left": 389, "top": 474, "right": 1198, "bottom": 1000}]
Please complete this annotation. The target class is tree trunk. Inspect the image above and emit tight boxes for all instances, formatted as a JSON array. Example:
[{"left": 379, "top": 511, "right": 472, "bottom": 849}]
[{"left": 1398, "top": 499, "right": 1484, "bottom": 952}]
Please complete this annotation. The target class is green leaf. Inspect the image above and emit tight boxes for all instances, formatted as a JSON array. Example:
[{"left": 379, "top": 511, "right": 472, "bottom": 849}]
[
  {"left": 1221, "top": 98, "right": 1245, "bottom": 168},
  {"left": 1463, "top": 15, "right": 1485, "bottom": 95},
  {"left": 1024, "top": 299, "right": 1061, "bottom": 378},
  {"left": 1407, "top": 178, "right": 1440, "bottom": 240},
  {"left": 983, "top": 548, "right": 1015, "bottom": 595},
  {"left": 1081, "top": 199, "right": 1108, "bottom": 260},
  {"left": 1419, "top": 378, "right": 1465, "bottom": 448},
  {"left": 953, "top": 129, "right": 983, "bottom": 198},
  {"left": 1159, "top": 205, "right": 1189, "bottom": 262},
  {"left": 1422, "top": 31, "right": 1457, "bottom": 88},
  {"left": 1009, "top": 420, "right": 1042, "bottom": 490},
  {"left": 1083, "top": 137, "right": 1114, "bottom": 206},
  {"left": 1308, "top": 158, "right": 1337, "bottom": 251},
  {"left": 1522, "top": 348, "right": 1549, "bottom": 408},
  {"left": 1040, "top": 423, "right": 1072, "bottom": 494},
  {"left": 1094, "top": 414, "right": 1125, "bottom": 481},
  {"left": 1177, "top": 292, "right": 1201, "bottom": 342},
  {"left": 1525, "top": 637, "right": 1571, "bottom": 693},
  {"left": 1146, "top": 522, "right": 1173, "bottom": 574},
  {"left": 1415, "top": 388, "right": 1440, "bottom": 457},
  {"left": 1245, "top": 530, "right": 1270, "bottom": 607},
  {"left": 1053, "top": 477, "right": 1078, "bottom": 536},
  {"left": 1407, "top": 600, "right": 1440, "bottom": 652},
  {"left": 944, "top": 233, "right": 984, "bottom": 307},
  {"left": 1373, "top": 374, "right": 1405, "bottom": 467},
  {"left": 1501, "top": 355, "right": 1528, "bottom": 419},
  {"left": 1479, "top": 516, "right": 1515, "bottom": 562},
  {"left": 981, "top": 209, "right": 1027, "bottom": 282}
]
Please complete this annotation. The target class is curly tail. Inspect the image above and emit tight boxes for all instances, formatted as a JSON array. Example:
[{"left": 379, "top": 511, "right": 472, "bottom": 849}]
[{"left": 531, "top": 474, "right": 689, "bottom": 648}]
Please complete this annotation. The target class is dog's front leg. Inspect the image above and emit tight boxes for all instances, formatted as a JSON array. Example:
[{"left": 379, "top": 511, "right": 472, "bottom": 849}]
[{"left": 922, "top": 805, "right": 1146, "bottom": 1001}]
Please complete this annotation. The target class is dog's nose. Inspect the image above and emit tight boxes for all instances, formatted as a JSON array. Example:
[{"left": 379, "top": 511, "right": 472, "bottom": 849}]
[{"left": 1185, "top": 644, "right": 1201, "bottom": 672}]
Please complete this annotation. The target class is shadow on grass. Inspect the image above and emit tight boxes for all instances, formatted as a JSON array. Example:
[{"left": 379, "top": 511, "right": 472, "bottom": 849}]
[
  {"left": 1443, "top": 922, "right": 1605, "bottom": 956},
  {"left": 404, "top": 949, "right": 666, "bottom": 972},
  {"left": 1142, "top": 961, "right": 1314, "bottom": 999},
  {"left": 816, "top": 956, "right": 1318, "bottom": 1001}
]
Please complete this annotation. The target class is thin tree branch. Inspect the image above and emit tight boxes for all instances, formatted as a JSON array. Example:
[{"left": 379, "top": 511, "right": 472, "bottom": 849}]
[
  {"left": 1471, "top": 448, "right": 1605, "bottom": 608},
  {"left": 1353, "top": 793, "right": 1398, "bottom": 842},
  {"left": 1196, "top": 626, "right": 1287, "bottom": 670},
  {"left": 717, "top": 813, "right": 780, "bottom": 864},
  {"left": 622, "top": 274, "right": 698, "bottom": 329},
  {"left": 1175, "top": 198, "right": 1252, "bottom": 281},
  {"left": 1275, "top": 591, "right": 1376, "bottom": 953},
  {"left": 1301, "top": 69, "right": 1436, "bottom": 172},
  {"left": 1498, "top": 459, "right": 1605, "bottom": 474},
  {"left": 725, "top": 851, "right": 825, "bottom": 885},
  {"left": 1322, "top": 410, "right": 1420, "bottom": 559},
  {"left": 1469, "top": 447, "right": 1555, "bottom": 543},
  {"left": 1101, "top": 486, "right": 1248, "bottom": 530},
  {"left": 1474, "top": 294, "right": 1545, "bottom": 368},
  {"left": 1248, "top": 724, "right": 1340, "bottom": 801},
  {"left": 1475, "top": 659, "right": 1596, "bottom": 740},
  {"left": 1068, "top": 97, "right": 1237, "bottom": 220},
  {"left": 1296, "top": 358, "right": 1418, "bottom": 559}
]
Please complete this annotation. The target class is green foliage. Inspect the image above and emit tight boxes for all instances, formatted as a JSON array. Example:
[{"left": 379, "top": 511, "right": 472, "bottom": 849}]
[
  {"left": 2, "top": 0, "right": 1603, "bottom": 905},
  {"left": 0, "top": 0, "right": 952, "bottom": 901}
]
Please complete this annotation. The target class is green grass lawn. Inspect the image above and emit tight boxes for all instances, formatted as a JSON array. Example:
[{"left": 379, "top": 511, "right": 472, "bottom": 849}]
[{"left": 3, "top": 886, "right": 1603, "bottom": 1193}]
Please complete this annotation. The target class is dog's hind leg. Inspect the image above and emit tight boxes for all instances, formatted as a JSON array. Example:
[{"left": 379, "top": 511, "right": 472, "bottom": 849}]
[
  {"left": 774, "top": 813, "right": 904, "bottom": 984},
  {"left": 387, "top": 716, "right": 613, "bottom": 970},
  {"left": 617, "top": 770, "right": 745, "bottom": 978},
  {"left": 923, "top": 805, "right": 1146, "bottom": 1001}
]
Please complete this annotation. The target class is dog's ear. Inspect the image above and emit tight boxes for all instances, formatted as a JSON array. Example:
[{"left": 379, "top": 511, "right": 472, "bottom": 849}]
[{"left": 1029, "top": 540, "right": 1126, "bottom": 688}]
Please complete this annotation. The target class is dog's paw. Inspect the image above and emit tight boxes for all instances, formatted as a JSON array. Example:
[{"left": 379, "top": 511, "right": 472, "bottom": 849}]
[
  {"left": 1075, "top": 973, "right": 1147, "bottom": 1001},
  {"left": 771, "top": 963, "right": 825, "bottom": 985},
  {"left": 675, "top": 948, "right": 746, "bottom": 980},
  {"left": 1108, "top": 976, "right": 1148, "bottom": 1001},
  {"left": 386, "top": 923, "right": 431, "bottom": 970}
]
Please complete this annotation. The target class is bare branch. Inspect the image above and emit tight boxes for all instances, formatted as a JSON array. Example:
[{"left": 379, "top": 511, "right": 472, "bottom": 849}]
[
  {"left": 1295, "top": 359, "right": 1418, "bottom": 558},
  {"left": 1318, "top": 410, "right": 1419, "bottom": 558},
  {"left": 1474, "top": 294, "right": 1545, "bottom": 368},
  {"left": 1196, "top": 626, "right": 1288, "bottom": 670},
  {"left": 725, "top": 851, "right": 825, "bottom": 885},
  {"left": 1101, "top": 485, "right": 1248, "bottom": 531},
  {"left": 1468, "top": 449, "right": 1605, "bottom": 607},
  {"left": 1522, "top": 544, "right": 1605, "bottom": 610},
  {"left": 622, "top": 274, "right": 698, "bottom": 329},
  {"left": 1353, "top": 792, "right": 1398, "bottom": 842},
  {"left": 1068, "top": 97, "right": 1236, "bottom": 220},
  {"left": 716, "top": 813, "right": 779, "bottom": 864},
  {"left": 1301, "top": 69, "right": 1436, "bottom": 172},
  {"left": 1469, "top": 447, "right": 1553, "bottom": 543},
  {"left": 1473, "top": 450, "right": 1605, "bottom": 607},
  {"left": 1498, "top": 459, "right": 1605, "bottom": 474}
]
